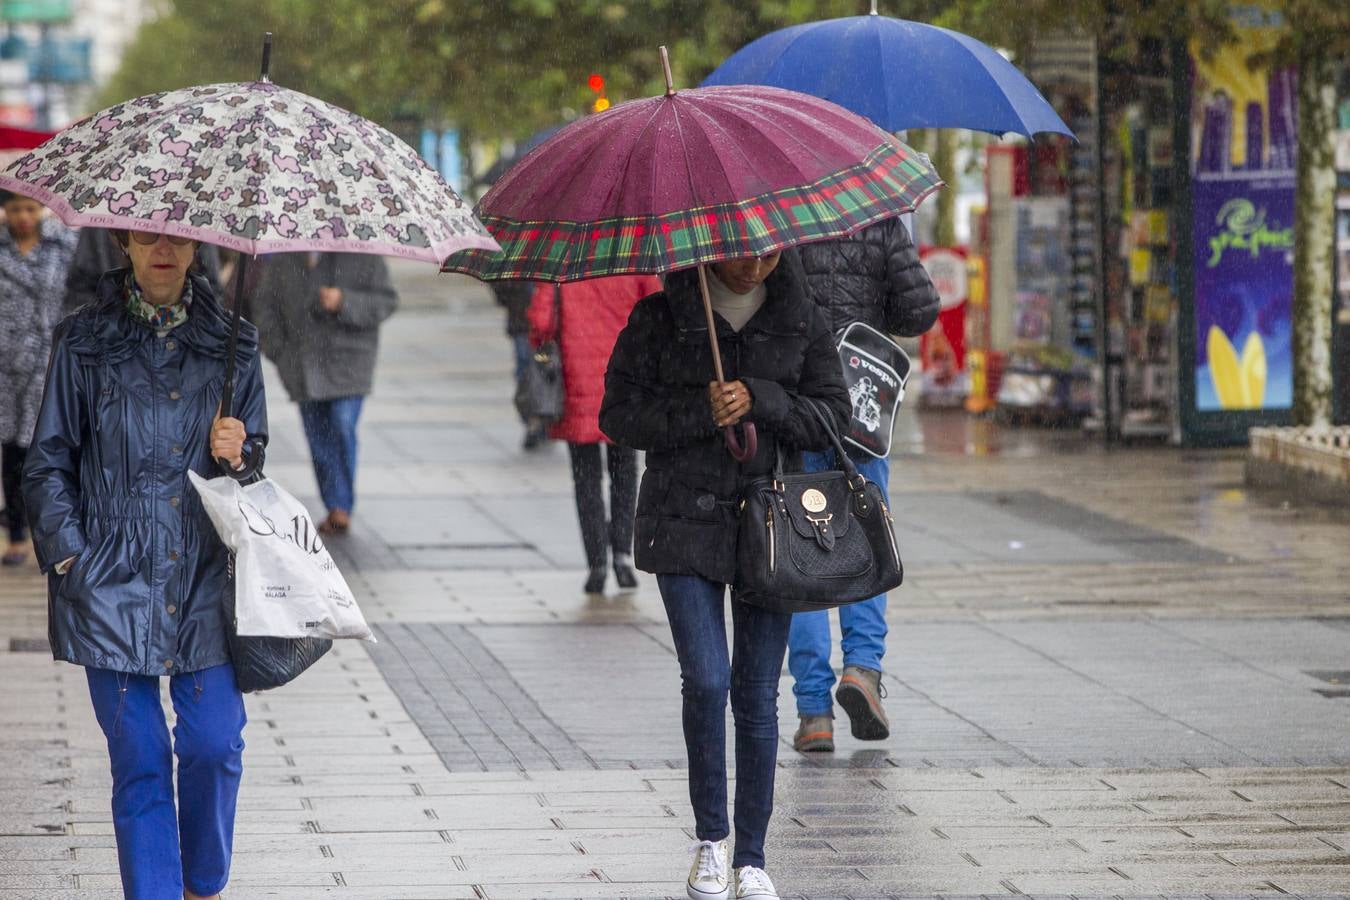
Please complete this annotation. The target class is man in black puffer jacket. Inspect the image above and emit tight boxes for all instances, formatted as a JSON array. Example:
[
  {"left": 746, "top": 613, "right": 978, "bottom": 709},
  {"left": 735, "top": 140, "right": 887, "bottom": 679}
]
[{"left": 788, "top": 217, "right": 939, "bottom": 754}]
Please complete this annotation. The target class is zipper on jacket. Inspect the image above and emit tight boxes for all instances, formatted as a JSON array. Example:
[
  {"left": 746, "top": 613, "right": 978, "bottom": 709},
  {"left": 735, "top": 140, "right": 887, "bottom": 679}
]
[{"left": 96, "top": 364, "right": 112, "bottom": 432}]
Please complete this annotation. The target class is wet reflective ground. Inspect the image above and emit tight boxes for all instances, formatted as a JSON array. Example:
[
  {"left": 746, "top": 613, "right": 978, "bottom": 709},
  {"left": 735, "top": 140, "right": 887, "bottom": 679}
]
[{"left": 0, "top": 261, "right": 1347, "bottom": 897}]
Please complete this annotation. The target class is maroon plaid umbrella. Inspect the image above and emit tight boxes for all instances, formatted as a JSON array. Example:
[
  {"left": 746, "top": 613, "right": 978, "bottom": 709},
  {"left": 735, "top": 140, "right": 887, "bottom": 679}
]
[{"left": 445, "top": 48, "right": 942, "bottom": 459}]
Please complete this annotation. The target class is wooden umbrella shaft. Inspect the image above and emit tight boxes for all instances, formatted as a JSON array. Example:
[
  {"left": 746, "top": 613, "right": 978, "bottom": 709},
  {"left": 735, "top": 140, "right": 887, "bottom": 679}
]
[
  {"left": 696, "top": 265, "right": 757, "bottom": 461},
  {"left": 695, "top": 265, "right": 726, "bottom": 383}
]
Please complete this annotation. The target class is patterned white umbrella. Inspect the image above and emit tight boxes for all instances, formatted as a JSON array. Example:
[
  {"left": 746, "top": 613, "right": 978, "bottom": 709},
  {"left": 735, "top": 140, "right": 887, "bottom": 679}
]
[
  {"left": 0, "top": 79, "right": 497, "bottom": 263},
  {"left": 0, "top": 39, "right": 499, "bottom": 416}
]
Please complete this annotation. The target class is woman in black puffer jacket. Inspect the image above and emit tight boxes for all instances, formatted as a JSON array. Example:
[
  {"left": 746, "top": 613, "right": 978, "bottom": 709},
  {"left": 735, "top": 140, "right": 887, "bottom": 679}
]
[{"left": 600, "top": 248, "right": 849, "bottom": 898}]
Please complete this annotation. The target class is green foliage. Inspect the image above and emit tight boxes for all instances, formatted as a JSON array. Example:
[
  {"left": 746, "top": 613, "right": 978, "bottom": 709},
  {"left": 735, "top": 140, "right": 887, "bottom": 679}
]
[
  {"left": 100, "top": 0, "right": 967, "bottom": 139},
  {"left": 97, "top": 1, "right": 1350, "bottom": 139},
  {"left": 100, "top": 0, "right": 428, "bottom": 122}
]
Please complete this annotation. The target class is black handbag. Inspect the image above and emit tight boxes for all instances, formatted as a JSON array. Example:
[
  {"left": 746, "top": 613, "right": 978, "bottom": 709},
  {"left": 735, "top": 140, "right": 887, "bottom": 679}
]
[
  {"left": 224, "top": 553, "right": 331, "bottom": 693},
  {"left": 734, "top": 400, "right": 902, "bottom": 614},
  {"left": 513, "top": 285, "right": 565, "bottom": 424}
]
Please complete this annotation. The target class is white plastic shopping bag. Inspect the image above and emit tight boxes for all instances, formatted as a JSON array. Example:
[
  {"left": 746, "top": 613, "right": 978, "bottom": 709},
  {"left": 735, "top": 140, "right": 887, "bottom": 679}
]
[{"left": 188, "top": 472, "right": 374, "bottom": 641}]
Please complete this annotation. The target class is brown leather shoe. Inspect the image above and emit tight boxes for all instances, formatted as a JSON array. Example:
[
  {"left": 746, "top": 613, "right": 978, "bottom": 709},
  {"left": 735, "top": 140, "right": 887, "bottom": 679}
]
[
  {"left": 835, "top": 665, "right": 889, "bottom": 740},
  {"left": 793, "top": 714, "right": 834, "bottom": 752}
]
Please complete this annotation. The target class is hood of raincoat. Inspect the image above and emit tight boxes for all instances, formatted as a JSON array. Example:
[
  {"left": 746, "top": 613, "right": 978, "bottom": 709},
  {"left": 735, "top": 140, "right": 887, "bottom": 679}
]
[{"left": 65, "top": 268, "right": 259, "bottom": 365}]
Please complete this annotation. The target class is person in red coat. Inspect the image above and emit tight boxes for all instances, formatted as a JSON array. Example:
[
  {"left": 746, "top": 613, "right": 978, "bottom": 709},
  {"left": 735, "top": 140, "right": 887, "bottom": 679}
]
[{"left": 529, "top": 274, "right": 661, "bottom": 594}]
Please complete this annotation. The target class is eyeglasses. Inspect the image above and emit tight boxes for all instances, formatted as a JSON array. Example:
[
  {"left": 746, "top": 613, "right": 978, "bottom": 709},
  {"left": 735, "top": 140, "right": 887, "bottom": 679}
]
[{"left": 129, "top": 230, "right": 194, "bottom": 246}]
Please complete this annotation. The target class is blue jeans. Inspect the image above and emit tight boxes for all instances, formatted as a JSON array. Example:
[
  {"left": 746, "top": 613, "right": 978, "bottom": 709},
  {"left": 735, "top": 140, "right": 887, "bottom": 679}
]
[
  {"left": 299, "top": 396, "right": 364, "bottom": 514},
  {"left": 657, "top": 574, "right": 792, "bottom": 869},
  {"left": 86, "top": 664, "right": 247, "bottom": 900},
  {"left": 787, "top": 450, "right": 890, "bottom": 716}
]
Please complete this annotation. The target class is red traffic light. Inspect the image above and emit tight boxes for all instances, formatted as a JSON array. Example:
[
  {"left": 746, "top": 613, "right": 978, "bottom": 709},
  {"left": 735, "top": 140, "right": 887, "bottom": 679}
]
[{"left": 587, "top": 73, "right": 605, "bottom": 93}]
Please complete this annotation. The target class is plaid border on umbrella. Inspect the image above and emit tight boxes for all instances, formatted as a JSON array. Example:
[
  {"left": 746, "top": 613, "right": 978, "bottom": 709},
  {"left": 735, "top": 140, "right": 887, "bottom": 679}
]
[{"left": 443, "top": 141, "right": 942, "bottom": 282}]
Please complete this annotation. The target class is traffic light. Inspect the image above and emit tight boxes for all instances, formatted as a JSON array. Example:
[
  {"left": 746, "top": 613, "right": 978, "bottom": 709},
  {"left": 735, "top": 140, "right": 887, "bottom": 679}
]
[{"left": 587, "top": 73, "right": 609, "bottom": 113}]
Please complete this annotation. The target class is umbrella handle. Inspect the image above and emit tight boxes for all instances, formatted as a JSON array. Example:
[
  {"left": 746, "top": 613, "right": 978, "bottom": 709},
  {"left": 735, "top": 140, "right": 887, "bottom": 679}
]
[{"left": 723, "top": 423, "right": 757, "bottom": 461}]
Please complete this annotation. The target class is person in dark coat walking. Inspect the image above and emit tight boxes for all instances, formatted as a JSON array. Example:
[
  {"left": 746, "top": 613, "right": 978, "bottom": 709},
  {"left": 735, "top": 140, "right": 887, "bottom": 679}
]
[
  {"left": 0, "top": 190, "right": 76, "bottom": 567},
  {"left": 528, "top": 274, "right": 660, "bottom": 593},
  {"left": 491, "top": 279, "right": 547, "bottom": 448},
  {"left": 251, "top": 252, "right": 397, "bottom": 535},
  {"left": 24, "top": 228, "right": 268, "bottom": 900},
  {"left": 600, "top": 249, "right": 849, "bottom": 900},
  {"left": 787, "top": 217, "right": 939, "bottom": 753}
]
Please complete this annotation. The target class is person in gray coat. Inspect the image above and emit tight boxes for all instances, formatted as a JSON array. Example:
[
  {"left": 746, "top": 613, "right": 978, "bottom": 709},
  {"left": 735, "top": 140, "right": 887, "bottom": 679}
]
[
  {"left": 251, "top": 252, "right": 397, "bottom": 535},
  {"left": 0, "top": 191, "right": 76, "bottom": 567}
]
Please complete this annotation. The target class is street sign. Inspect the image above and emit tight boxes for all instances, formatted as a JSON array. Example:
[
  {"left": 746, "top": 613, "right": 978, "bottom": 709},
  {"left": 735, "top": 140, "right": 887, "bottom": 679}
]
[
  {"left": 29, "top": 36, "right": 89, "bottom": 83},
  {"left": 1, "top": 0, "right": 71, "bottom": 22}
]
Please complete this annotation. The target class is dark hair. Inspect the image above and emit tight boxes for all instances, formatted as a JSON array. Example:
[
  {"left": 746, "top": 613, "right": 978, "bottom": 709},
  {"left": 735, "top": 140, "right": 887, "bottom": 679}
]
[
  {"left": 108, "top": 227, "right": 129, "bottom": 248},
  {"left": 0, "top": 190, "right": 16, "bottom": 205}
]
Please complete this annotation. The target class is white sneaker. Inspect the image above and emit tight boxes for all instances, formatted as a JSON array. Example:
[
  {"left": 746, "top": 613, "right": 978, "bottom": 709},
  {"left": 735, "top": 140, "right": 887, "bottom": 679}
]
[
  {"left": 686, "top": 839, "right": 730, "bottom": 900},
  {"left": 734, "top": 866, "right": 779, "bottom": 900}
]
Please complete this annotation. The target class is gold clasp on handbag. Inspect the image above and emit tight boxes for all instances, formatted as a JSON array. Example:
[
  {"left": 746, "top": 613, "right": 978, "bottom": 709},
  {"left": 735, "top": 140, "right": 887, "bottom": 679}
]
[{"left": 806, "top": 512, "right": 835, "bottom": 550}]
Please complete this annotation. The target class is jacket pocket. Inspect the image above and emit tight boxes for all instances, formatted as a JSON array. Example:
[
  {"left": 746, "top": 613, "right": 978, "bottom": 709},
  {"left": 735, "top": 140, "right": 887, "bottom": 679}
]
[
  {"left": 661, "top": 477, "right": 726, "bottom": 523},
  {"left": 54, "top": 545, "right": 91, "bottom": 605},
  {"left": 54, "top": 529, "right": 119, "bottom": 606}
]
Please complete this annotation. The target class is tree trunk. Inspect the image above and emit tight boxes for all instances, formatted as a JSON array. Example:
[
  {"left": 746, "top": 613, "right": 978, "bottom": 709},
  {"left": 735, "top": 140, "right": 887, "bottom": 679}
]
[
  {"left": 933, "top": 128, "right": 959, "bottom": 247},
  {"left": 1292, "top": 47, "right": 1337, "bottom": 427}
]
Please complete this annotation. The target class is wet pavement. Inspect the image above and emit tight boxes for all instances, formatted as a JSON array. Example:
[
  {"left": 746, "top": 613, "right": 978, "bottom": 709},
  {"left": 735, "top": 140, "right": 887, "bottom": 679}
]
[{"left": 1, "top": 259, "right": 1349, "bottom": 898}]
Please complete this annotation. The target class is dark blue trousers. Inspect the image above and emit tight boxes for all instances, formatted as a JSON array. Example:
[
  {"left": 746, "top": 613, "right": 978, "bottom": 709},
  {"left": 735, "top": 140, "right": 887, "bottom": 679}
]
[
  {"left": 298, "top": 395, "right": 365, "bottom": 514},
  {"left": 86, "top": 663, "right": 246, "bottom": 899},
  {"left": 657, "top": 574, "right": 792, "bottom": 869}
]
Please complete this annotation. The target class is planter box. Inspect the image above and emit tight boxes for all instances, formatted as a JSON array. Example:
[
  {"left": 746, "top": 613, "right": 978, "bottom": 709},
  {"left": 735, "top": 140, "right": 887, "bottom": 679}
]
[{"left": 1246, "top": 426, "right": 1350, "bottom": 505}]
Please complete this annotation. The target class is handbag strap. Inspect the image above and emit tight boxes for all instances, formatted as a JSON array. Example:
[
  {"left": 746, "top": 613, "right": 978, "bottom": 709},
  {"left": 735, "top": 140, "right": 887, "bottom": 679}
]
[
  {"left": 802, "top": 398, "right": 864, "bottom": 486},
  {"left": 770, "top": 397, "right": 864, "bottom": 488}
]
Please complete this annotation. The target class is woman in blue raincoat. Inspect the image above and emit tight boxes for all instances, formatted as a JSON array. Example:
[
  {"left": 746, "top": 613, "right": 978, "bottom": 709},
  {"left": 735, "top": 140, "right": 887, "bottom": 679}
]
[{"left": 23, "top": 228, "right": 268, "bottom": 900}]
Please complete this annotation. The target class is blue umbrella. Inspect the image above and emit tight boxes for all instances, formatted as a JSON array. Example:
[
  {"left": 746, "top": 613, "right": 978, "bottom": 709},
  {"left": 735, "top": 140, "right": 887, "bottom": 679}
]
[{"left": 702, "top": 7, "right": 1073, "bottom": 139}]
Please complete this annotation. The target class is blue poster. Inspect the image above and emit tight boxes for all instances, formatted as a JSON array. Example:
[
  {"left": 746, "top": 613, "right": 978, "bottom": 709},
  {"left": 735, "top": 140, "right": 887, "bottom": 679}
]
[
  {"left": 1189, "top": 7, "right": 1296, "bottom": 413},
  {"left": 1192, "top": 178, "right": 1294, "bottom": 410}
]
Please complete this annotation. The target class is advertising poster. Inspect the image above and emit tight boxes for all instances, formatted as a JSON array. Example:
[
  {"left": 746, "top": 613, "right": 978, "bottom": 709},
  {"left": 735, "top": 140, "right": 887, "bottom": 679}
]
[
  {"left": 1189, "top": 5, "right": 1295, "bottom": 412},
  {"left": 919, "top": 246, "right": 968, "bottom": 370}
]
